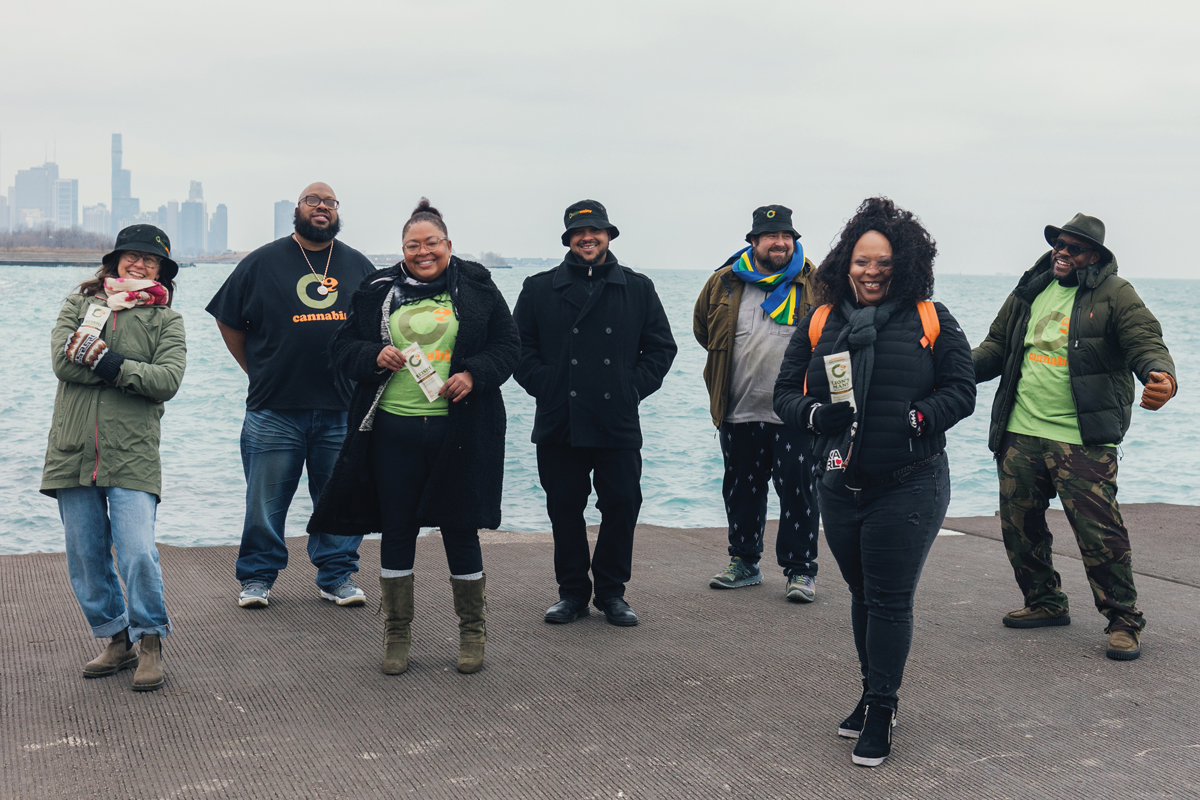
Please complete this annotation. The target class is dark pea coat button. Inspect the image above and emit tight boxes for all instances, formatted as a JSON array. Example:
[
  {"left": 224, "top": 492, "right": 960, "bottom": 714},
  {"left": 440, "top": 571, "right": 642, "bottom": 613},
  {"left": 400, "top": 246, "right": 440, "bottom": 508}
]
[
  {"left": 570, "top": 390, "right": 577, "bottom": 397},
  {"left": 603, "top": 358, "right": 610, "bottom": 365},
  {"left": 571, "top": 359, "right": 578, "bottom": 365},
  {"left": 572, "top": 328, "right": 579, "bottom": 334},
  {"left": 606, "top": 327, "right": 612, "bottom": 334},
  {"left": 604, "top": 393, "right": 611, "bottom": 400}
]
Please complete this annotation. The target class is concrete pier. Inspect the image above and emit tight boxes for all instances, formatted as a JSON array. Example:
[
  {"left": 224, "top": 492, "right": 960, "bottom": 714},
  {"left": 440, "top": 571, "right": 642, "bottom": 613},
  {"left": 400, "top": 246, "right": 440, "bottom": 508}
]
[{"left": 2, "top": 504, "right": 1197, "bottom": 799}]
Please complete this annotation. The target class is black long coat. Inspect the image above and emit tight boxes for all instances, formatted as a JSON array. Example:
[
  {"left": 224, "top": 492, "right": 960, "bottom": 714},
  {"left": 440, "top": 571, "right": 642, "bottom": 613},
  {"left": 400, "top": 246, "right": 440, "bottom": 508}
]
[
  {"left": 512, "top": 254, "right": 677, "bottom": 449},
  {"left": 308, "top": 258, "right": 520, "bottom": 535}
]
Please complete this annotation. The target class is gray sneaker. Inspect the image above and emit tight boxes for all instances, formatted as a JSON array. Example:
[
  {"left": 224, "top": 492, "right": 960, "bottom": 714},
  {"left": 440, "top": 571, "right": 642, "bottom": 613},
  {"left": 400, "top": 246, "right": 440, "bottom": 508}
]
[
  {"left": 785, "top": 574, "right": 816, "bottom": 603},
  {"left": 709, "top": 556, "right": 763, "bottom": 589},
  {"left": 238, "top": 582, "right": 270, "bottom": 608},
  {"left": 320, "top": 578, "right": 367, "bottom": 606}
]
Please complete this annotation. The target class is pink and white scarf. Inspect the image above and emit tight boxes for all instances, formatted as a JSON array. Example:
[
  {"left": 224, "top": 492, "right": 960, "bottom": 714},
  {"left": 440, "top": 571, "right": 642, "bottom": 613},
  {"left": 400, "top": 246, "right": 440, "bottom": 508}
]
[{"left": 103, "top": 277, "right": 169, "bottom": 310}]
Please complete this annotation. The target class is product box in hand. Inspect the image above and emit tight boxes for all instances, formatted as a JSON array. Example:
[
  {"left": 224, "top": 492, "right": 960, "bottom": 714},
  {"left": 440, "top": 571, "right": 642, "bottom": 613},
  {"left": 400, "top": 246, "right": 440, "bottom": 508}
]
[
  {"left": 401, "top": 342, "right": 445, "bottom": 402},
  {"left": 823, "top": 351, "right": 856, "bottom": 412}
]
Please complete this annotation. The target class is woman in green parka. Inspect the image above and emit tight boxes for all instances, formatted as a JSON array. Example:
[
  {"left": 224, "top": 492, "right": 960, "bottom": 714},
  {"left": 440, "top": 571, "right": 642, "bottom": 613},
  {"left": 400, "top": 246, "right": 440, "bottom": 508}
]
[{"left": 41, "top": 224, "right": 187, "bottom": 692}]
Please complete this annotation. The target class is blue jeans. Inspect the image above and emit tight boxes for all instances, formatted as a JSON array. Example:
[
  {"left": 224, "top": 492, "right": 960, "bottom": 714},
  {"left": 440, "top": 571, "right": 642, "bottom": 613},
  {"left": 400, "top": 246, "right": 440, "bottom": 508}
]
[
  {"left": 819, "top": 452, "right": 951, "bottom": 710},
  {"left": 236, "top": 409, "right": 361, "bottom": 592},
  {"left": 58, "top": 486, "right": 171, "bottom": 642}
]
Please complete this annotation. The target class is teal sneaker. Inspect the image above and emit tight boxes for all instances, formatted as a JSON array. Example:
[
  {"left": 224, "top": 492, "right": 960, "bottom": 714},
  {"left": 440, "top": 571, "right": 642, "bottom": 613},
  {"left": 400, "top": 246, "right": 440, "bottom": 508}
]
[
  {"left": 709, "top": 557, "right": 763, "bottom": 589},
  {"left": 785, "top": 574, "right": 816, "bottom": 603}
]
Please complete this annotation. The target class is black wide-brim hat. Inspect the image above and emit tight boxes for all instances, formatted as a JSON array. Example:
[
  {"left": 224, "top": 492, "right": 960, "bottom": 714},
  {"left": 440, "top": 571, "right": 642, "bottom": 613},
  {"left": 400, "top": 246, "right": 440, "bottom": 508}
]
[
  {"left": 1045, "top": 212, "right": 1111, "bottom": 261},
  {"left": 105, "top": 223, "right": 180, "bottom": 283},
  {"left": 562, "top": 199, "right": 620, "bottom": 246},
  {"left": 746, "top": 204, "right": 800, "bottom": 243}
]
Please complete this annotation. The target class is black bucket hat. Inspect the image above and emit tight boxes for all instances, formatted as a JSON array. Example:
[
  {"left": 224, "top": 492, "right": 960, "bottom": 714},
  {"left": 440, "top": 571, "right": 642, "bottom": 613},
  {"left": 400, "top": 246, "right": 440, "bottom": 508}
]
[
  {"left": 746, "top": 204, "right": 800, "bottom": 244},
  {"left": 106, "top": 224, "right": 180, "bottom": 283},
  {"left": 1045, "top": 213, "right": 1111, "bottom": 261},
  {"left": 562, "top": 199, "right": 620, "bottom": 246}
]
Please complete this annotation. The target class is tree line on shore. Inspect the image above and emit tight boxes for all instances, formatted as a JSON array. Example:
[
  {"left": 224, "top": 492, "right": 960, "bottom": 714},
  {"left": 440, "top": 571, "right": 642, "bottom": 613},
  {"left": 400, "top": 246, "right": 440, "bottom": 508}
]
[{"left": 1, "top": 227, "right": 114, "bottom": 251}]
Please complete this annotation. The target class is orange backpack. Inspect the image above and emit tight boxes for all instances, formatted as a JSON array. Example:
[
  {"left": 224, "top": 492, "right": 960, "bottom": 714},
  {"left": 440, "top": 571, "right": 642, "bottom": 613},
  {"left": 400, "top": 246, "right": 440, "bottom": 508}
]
[{"left": 803, "top": 301, "right": 940, "bottom": 392}]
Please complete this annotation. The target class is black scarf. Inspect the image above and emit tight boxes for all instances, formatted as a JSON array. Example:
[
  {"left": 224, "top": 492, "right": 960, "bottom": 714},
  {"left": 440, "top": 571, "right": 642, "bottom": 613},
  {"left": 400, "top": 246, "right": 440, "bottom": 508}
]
[
  {"left": 389, "top": 259, "right": 458, "bottom": 314},
  {"left": 816, "top": 297, "right": 902, "bottom": 489}
]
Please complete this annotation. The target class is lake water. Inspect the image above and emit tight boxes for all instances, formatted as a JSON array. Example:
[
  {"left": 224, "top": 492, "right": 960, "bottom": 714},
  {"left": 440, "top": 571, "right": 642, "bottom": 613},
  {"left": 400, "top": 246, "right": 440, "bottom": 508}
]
[{"left": 3, "top": 264, "right": 1195, "bottom": 555}]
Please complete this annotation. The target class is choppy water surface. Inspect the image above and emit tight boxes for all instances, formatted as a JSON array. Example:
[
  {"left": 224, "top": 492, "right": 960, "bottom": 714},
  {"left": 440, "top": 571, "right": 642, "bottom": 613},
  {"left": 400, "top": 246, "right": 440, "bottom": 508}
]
[{"left": 3, "top": 264, "right": 1195, "bottom": 554}]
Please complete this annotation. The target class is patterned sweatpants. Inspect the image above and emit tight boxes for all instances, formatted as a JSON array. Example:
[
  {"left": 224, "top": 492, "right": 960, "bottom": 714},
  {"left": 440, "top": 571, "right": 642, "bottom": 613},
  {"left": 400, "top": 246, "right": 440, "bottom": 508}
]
[
  {"left": 998, "top": 432, "right": 1144, "bottom": 632},
  {"left": 719, "top": 421, "right": 819, "bottom": 577}
]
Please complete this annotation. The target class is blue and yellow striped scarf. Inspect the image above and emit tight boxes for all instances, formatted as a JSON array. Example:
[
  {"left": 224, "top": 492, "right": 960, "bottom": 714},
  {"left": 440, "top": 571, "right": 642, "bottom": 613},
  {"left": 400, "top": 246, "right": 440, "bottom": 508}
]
[{"left": 728, "top": 242, "right": 806, "bottom": 325}]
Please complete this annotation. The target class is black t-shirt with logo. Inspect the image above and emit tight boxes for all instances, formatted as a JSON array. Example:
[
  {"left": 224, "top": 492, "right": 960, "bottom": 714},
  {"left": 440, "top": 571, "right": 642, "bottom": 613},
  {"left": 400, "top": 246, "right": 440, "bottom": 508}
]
[{"left": 206, "top": 236, "right": 377, "bottom": 411}]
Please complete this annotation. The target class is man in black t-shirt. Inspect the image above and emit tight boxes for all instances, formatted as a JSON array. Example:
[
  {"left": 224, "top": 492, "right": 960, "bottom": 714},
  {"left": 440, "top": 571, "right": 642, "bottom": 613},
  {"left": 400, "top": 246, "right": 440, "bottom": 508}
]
[{"left": 206, "top": 182, "right": 376, "bottom": 609}]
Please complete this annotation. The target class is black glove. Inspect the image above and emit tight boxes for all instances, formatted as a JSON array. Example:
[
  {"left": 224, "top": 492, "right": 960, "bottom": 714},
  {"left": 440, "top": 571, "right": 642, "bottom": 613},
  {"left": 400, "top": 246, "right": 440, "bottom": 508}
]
[
  {"left": 809, "top": 401, "right": 853, "bottom": 435},
  {"left": 908, "top": 408, "right": 927, "bottom": 437}
]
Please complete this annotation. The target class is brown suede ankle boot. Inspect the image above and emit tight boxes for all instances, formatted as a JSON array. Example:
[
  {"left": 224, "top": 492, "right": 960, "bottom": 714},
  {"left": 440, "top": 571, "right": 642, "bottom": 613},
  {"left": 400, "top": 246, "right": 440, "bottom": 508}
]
[
  {"left": 132, "top": 635, "right": 164, "bottom": 692},
  {"left": 380, "top": 575, "right": 414, "bottom": 675},
  {"left": 451, "top": 575, "right": 486, "bottom": 674},
  {"left": 82, "top": 628, "right": 138, "bottom": 678}
]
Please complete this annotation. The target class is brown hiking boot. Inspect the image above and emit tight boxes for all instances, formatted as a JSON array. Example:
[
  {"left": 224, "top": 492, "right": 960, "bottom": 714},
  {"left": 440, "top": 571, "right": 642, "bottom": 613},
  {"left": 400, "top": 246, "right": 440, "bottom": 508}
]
[
  {"left": 132, "top": 635, "right": 164, "bottom": 692},
  {"left": 1002, "top": 606, "right": 1071, "bottom": 629},
  {"left": 1106, "top": 628, "right": 1141, "bottom": 661},
  {"left": 82, "top": 629, "right": 138, "bottom": 678}
]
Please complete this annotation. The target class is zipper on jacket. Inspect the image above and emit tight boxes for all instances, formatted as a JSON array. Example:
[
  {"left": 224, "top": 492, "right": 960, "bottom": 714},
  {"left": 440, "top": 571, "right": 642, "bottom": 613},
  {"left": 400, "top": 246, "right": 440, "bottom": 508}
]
[{"left": 92, "top": 414, "right": 101, "bottom": 482}]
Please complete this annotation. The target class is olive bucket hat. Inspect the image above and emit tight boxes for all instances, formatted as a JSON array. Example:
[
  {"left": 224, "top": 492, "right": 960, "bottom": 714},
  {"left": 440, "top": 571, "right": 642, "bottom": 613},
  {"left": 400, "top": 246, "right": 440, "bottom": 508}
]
[
  {"left": 562, "top": 199, "right": 620, "bottom": 246},
  {"left": 1045, "top": 213, "right": 1111, "bottom": 262},
  {"left": 105, "top": 224, "right": 180, "bottom": 283}
]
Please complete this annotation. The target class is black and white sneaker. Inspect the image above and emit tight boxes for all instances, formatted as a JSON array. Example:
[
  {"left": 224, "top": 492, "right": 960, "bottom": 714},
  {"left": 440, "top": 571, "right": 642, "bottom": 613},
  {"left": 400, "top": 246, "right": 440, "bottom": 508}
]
[{"left": 851, "top": 704, "right": 895, "bottom": 767}]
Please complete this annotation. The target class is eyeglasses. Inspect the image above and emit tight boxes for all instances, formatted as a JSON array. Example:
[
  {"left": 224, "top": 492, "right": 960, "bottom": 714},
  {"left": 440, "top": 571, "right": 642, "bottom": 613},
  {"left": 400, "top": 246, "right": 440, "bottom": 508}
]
[
  {"left": 121, "top": 252, "right": 162, "bottom": 269},
  {"left": 403, "top": 238, "right": 449, "bottom": 254},
  {"left": 301, "top": 195, "right": 340, "bottom": 209},
  {"left": 1050, "top": 238, "right": 1093, "bottom": 257}
]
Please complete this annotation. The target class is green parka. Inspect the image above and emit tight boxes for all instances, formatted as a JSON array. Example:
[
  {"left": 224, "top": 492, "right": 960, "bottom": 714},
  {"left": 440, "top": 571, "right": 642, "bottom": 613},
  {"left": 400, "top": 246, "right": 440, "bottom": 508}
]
[
  {"left": 41, "top": 294, "right": 187, "bottom": 500},
  {"left": 693, "top": 260, "right": 817, "bottom": 428},
  {"left": 973, "top": 252, "right": 1175, "bottom": 454}
]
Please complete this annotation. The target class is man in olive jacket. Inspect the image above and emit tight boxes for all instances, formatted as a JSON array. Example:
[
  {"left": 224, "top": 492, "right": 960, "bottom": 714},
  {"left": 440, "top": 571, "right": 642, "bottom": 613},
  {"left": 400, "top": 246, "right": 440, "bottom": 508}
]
[
  {"left": 973, "top": 213, "right": 1177, "bottom": 661},
  {"left": 693, "top": 205, "right": 821, "bottom": 601},
  {"left": 513, "top": 200, "right": 677, "bottom": 627}
]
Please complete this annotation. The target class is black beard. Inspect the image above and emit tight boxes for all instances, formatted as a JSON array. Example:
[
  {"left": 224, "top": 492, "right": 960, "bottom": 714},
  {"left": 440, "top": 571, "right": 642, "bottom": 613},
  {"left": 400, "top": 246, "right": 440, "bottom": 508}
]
[
  {"left": 294, "top": 208, "right": 341, "bottom": 243},
  {"left": 574, "top": 245, "right": 609, "bottom": 265}
]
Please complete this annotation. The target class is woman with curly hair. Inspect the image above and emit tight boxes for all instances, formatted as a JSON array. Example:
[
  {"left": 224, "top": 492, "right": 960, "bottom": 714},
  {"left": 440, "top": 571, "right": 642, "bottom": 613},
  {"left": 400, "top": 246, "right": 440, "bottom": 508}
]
[{"left": 774, "top": 197, "right": 976, "bottom": 766}]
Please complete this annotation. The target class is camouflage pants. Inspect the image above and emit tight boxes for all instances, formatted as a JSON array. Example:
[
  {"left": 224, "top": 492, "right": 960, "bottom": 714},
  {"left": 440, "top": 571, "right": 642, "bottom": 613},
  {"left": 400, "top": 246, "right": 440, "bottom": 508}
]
[{"left": 998, "top": 432, "right": 1144, "bottom": 632}]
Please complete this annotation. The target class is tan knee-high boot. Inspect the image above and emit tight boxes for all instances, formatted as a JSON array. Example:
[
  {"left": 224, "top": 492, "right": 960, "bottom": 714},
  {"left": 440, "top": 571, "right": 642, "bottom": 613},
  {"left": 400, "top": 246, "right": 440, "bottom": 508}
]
[
  {"left": 380, "top": 575, "right": 414, "bottom": 675},
  {"left": 451, "top": 575, "right": 486, "bottom": 674}
]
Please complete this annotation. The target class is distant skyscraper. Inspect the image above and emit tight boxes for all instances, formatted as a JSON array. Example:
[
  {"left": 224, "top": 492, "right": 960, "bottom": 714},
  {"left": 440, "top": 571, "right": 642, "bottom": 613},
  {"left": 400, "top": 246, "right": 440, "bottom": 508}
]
[
  {"left": 209, "top": 203, "right": 228, "bottom": 253},
  {"left": 111, "top": 134, "right": 139, "bottom": 235},
  {"left": 274, "top": 199, "right": 293, "bottom": 240},
  {"left": 53, "top": 179, "right": 79, "bottom": 229},
  {"left": 83, "top": 203, "right": 111, "bottom": 236},
  {"left": 0, "top": 195, "right": 8, "bottom": 234},
  {"left": 13, "top": 162, "right": 58, "bottom": 230},
  {"left": 180, "top": 180, "right": 208, "bottom": 255}
]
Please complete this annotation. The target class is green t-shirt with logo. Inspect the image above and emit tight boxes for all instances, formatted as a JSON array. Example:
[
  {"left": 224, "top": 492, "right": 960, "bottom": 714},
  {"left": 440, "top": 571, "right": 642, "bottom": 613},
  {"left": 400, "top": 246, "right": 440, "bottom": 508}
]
[
  {"left": 1006, "top": 280, "right": 1090, "bottom": 444},
  {"left": 378, "top": 293, "right": 458, "bottom": 417}
]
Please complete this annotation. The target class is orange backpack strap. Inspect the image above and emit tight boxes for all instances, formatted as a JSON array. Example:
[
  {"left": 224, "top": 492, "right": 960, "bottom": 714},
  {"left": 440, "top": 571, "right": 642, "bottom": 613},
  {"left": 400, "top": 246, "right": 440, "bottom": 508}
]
[
  {"left": 803, "top": 304, "right": 834, "bottom": 395},
  {"left": 808, "top": 304, "right": 833, "bottom": 351},
  {"left": 917, "top": 300, "right": 940, "bottom": 350}
]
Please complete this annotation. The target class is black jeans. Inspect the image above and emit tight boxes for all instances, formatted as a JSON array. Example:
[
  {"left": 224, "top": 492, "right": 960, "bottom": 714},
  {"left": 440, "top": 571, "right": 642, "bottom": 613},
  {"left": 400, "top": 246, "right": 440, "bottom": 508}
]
[
  {"left": 719, "top": 421, "right": 819, "bottom": 577},
  {"left": 536, "top": 443, "right": 642, "bottom": 602},
  {"left": 819, "top": 452, "right": 950, "bottom": 710},
  {"left": 370, "top": 411, "right": 482, "bottom": 575}
]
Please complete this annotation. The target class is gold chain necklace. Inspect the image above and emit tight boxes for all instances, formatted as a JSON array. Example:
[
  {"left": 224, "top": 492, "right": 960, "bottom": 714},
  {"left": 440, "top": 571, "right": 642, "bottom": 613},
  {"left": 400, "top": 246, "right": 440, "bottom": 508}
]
[{"left": 294, "top": 235, "right": 335, "bottom": 295}]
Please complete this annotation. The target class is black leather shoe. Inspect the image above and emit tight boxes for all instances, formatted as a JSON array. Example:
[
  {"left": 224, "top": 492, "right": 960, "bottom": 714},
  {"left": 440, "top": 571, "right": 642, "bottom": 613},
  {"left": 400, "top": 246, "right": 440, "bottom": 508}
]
[
  {"left": 544, "top": 598, "right": 590, "bottom": 624},
  {"left": 594, "top": 597, "right": 638, "bottom": 627}
]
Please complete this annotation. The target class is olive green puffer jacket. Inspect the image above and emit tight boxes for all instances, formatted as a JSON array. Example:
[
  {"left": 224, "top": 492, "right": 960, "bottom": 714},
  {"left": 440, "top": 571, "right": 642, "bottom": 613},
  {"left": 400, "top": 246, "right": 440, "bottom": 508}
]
[
  {"left": 973, "top": 253, "right": 1176, "bottom": 453},
  {"left": 41, "top": 294, "right": 187, "bottom": 500}
]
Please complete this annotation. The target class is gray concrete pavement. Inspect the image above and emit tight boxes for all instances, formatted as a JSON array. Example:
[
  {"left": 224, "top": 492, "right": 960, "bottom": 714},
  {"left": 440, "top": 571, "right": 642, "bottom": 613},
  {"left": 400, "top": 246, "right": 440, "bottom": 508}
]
[{"left": 2, "top": 504, "right": 1198, "bottom": 799}]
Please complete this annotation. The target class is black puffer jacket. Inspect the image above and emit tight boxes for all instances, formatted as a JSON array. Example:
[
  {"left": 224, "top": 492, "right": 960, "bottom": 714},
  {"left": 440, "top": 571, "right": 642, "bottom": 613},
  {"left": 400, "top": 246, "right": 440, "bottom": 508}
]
[
  {"left": 513, "top": 253, "right": 677, "bottom": 449},
  {"left": 973, "top": 253, "right": 1176, "bottom": 453},
  {"left": 774, "top": 302, "right": 976, "bottom": 478},
  {"left": 308, "top": 258, "right": 519, "bottom": 535}
]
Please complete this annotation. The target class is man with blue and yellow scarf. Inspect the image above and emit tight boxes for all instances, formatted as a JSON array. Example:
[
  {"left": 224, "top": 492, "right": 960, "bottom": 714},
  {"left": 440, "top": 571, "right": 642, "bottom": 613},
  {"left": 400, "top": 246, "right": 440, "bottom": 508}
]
[{"left": 693, "top": 205, "right": 821, "bottom": 602}]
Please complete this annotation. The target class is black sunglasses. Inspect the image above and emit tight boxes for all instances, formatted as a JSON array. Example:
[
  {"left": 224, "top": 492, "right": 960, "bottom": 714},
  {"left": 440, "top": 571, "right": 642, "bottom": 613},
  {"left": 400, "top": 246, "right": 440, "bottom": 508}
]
[{"left": 1050, "top": 238, "right": 1093, "bottom": 257}]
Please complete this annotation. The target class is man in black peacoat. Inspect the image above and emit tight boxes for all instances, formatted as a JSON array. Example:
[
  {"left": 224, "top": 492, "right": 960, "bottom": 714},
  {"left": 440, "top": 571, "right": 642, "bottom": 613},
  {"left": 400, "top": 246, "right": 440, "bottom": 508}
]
[{"left": 513, "top": 200, "right": 677, "bottom": 627}]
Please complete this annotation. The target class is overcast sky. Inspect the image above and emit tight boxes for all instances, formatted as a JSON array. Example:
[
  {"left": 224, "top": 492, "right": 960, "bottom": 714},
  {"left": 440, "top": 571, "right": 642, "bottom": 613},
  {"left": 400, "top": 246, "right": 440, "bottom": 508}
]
[{"left": 4, "top": 1, "right": 1198, "bottom": 277}]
